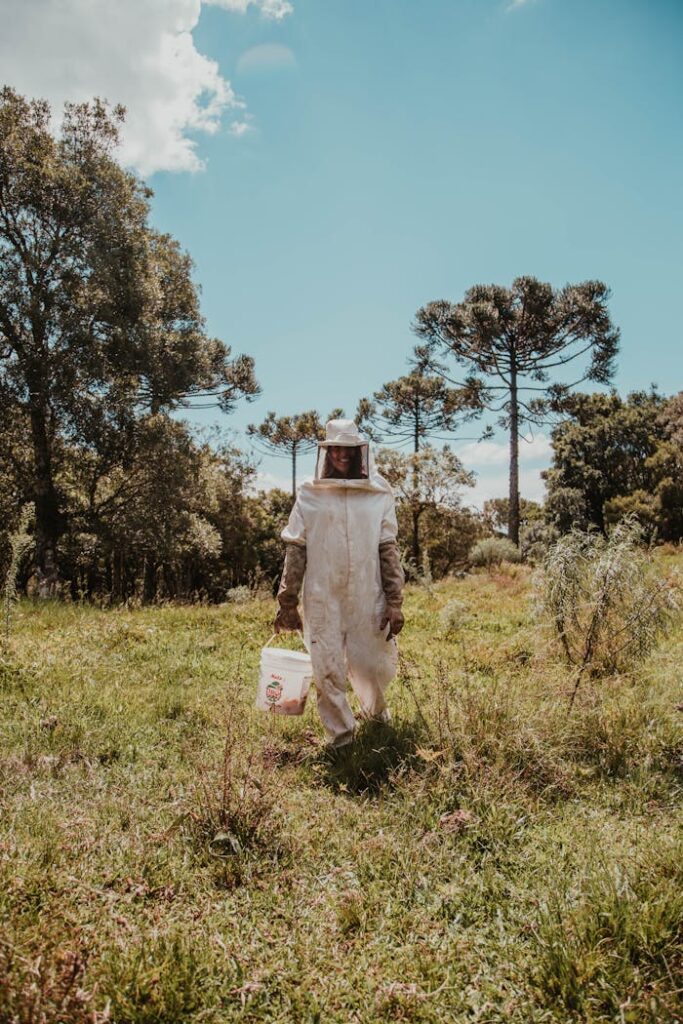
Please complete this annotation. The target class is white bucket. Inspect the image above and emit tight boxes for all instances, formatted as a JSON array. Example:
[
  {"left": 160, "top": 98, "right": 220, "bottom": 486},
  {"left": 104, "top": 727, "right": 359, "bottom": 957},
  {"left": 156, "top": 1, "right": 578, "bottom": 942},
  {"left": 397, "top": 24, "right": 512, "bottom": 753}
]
[{"left": 256, "top": 637, "right": 313, "bottom": 716}]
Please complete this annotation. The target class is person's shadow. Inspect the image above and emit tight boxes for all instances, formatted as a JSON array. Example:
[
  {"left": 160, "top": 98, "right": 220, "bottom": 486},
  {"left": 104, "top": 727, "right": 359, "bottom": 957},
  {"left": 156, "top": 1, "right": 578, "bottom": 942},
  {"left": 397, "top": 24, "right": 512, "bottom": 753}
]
[{"left": 313, "top": 717, "right": 425, "bottom": 796}]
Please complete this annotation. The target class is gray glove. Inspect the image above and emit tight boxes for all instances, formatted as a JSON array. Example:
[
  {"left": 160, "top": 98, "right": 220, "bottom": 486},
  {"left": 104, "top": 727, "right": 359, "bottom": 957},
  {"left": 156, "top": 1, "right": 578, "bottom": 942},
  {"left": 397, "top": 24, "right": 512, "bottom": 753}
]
[
  {"left": 275, "top": 544, "right": 306, "bottom": 633},
  {"left": 378, "top": 540, "right": 405, "bottom": 639}
]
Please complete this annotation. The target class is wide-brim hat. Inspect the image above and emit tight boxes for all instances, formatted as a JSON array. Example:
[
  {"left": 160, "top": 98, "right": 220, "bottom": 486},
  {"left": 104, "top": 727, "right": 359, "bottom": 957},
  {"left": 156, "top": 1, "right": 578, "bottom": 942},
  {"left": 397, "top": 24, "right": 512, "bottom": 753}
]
[{"left": 318, "top": 418, "right": 366, "bottom": 447}]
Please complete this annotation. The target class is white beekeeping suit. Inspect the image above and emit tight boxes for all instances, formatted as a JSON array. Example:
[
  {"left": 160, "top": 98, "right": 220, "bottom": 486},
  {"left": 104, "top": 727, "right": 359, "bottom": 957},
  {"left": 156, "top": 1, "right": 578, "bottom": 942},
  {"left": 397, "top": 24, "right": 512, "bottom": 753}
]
[{"left": 275, "top": 419, "right": 405, "bottom": 748}]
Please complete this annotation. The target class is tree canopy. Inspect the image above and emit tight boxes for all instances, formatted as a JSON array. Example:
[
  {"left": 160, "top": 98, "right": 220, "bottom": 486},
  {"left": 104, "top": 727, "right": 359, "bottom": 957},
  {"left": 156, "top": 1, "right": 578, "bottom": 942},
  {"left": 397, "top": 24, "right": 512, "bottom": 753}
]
[
  {"left": 544, "top": 389, "right": 683, "bottom": 540},
  {"left": 0, "top": 88, "right": 259, "bottom": 589},
  {"left": 360, "top": 355, "right": 478, "bottom": 452},
  {"left": 377, "top": 445, "right": 475, "bottom": 574},
  {"left": 413, "top": 276, "right": 619, "bottom": 545}
]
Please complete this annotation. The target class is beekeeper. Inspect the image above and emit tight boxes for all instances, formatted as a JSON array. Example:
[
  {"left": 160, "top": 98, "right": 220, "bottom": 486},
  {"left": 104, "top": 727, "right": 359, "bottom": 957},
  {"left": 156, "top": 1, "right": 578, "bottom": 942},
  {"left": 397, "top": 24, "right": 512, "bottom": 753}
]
[{"left": 274, "top": 419, "right": 405, "bottom": 748}]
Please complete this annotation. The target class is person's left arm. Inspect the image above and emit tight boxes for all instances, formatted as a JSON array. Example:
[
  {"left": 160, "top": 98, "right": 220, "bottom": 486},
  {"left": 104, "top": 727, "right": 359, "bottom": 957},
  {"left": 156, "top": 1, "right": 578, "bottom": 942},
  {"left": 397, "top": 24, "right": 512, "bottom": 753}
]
[{"left": 378, "top": 494, "right": 405, "bottom": 639}]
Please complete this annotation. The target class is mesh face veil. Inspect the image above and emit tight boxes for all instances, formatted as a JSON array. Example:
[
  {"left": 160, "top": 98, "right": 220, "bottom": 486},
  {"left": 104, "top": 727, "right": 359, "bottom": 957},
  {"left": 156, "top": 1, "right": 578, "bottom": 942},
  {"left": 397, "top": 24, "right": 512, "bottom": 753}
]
[{"left": 315, "top": 443, "right": 370, "bottom": 481}]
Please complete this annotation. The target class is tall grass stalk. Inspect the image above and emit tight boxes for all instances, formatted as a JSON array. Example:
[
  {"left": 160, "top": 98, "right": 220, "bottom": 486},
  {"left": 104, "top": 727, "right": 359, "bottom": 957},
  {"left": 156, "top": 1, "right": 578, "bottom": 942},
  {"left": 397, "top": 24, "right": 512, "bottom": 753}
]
[
  {"left": 3, "top": 503, "right": 34, "bottom": 647},
  {"left": 187, "top": 681, "right": 280, "bottom": 887}
]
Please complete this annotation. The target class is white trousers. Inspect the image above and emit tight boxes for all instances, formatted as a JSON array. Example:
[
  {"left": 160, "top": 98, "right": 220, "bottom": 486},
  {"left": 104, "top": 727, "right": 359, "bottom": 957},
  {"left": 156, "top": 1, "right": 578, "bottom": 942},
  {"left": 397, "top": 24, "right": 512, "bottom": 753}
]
[{"left": 305, "top": 597, "right": 398, "bottom": 747}]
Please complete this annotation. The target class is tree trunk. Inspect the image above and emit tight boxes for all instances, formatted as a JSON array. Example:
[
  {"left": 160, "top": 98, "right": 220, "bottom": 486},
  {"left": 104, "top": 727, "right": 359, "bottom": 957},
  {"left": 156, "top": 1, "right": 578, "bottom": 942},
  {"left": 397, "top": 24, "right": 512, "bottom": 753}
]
[
  {"left": 291, "top": 444, "right": 297, "bottom": 499},
  {"left": 143, "top": 558, "right": 157, "bottom": 604},
  {"left": 112, "top": 549, "right": 123, "bottom": 604},
  {"left": 29, "top": 402, "right": 62, "bottom": 596},
  {"left": 411, "top": 408, "right": 421, "bottom": 565},
  {"left": 411, "top": 504, "right": 420, "bottom": 567},
  {"left": 508, "top": 363, "right": 521, "bottom": 547}
]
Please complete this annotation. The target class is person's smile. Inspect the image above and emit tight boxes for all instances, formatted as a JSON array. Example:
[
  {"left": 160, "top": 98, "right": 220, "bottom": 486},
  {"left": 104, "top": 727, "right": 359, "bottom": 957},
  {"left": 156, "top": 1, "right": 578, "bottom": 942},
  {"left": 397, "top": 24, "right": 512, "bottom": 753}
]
[{"left": 328, "top": 445, "right": 352, "bottom": 475}]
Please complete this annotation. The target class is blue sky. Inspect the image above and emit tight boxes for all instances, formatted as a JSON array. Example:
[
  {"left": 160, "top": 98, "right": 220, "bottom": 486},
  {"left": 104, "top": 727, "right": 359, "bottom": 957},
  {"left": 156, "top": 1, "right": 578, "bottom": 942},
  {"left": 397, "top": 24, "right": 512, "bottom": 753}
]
[
  {"left": 6, "top": 0, "right": 682, "bottom": 502},
  {"left": 148, "top": 0, "right": 683, "bottom": 500}
]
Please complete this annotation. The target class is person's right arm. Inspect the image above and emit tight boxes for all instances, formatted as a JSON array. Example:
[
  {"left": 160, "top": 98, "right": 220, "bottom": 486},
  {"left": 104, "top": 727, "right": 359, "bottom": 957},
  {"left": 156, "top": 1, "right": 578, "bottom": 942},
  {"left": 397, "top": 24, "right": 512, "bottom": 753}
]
[
  {"left": 275, "top": 498, "right": 307, "bottom": 633},
  {"left": 275, "top": 544, "right": 306, "bottom": 633}
]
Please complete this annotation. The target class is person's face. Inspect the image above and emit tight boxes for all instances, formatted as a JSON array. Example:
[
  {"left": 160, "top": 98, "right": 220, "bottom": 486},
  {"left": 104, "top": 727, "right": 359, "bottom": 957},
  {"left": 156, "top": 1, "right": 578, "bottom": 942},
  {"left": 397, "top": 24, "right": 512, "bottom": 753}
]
[{"left": 328, "top": 445, "right": 354, "bottom": 476}]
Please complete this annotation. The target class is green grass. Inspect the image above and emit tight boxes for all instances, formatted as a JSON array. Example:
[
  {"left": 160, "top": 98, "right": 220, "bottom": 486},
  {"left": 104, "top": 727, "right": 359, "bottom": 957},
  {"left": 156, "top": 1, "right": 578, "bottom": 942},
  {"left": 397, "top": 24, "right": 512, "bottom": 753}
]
[{"left": 1, "top": 562, "right": 682, "bottom": 1023}]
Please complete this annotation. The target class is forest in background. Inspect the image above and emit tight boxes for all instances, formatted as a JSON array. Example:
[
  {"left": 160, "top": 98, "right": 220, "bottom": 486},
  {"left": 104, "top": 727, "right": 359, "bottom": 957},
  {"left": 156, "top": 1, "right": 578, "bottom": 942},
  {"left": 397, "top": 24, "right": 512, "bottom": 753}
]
[{"left": 2, "top": 88, "right": 683, "bottom": 605}]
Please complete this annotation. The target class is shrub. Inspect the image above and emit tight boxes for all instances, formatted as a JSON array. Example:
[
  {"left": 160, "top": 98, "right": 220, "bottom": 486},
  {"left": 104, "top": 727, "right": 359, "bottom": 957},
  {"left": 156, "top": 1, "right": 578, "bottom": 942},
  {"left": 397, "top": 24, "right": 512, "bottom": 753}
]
[
  {"left": 224, "top": 585, "right": 251, "bottom": 604},
  {"left": 469, "top": 536, "right": 521, "bottom": 569},
  {"left": 520, "top": 520, "right": 559, "bottom": 565},
  {"left": 439, "top": 598, "right": 470, "bottom": 635},
  {"left": 536, "top": 517, "right": 679, "bottom": 704}
]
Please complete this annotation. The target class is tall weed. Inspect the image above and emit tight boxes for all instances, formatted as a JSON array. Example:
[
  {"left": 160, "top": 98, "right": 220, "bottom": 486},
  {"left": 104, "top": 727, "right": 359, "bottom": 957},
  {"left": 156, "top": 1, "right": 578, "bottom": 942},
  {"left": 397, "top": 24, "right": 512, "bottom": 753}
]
[
  {"left": 536, "top": 518, "right": 679, "bottom": 705},
  {"left": 3, "top": 504, "right": 34, "bottom": 647},
  {"left": 186, "top": 692, "right": 282, "bottom": 886}
]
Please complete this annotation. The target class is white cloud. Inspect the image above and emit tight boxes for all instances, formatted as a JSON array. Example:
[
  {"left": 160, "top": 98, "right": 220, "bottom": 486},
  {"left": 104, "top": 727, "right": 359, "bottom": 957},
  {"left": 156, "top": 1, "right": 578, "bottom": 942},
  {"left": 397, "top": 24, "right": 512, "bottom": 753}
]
[
  {"left": 229, "top": 116, "right": 254, "bottom": 136},
  {"left": 0, "top": 0, "right": 292, "bottom": 175},
  {"left": 456, "top": 433, "right": 552, "bottom": 468},
  {"left": 250, "top": 470, "right": 293, "bottom": 494},
  {"left": 465, "top": 468, "right": 547, "bottom": 511},
  {"left": 455, "top": 432, "right": 551, "bottom": 510},
  {"left": 206, "top": 0, "right": 293, "bottom": 18}
]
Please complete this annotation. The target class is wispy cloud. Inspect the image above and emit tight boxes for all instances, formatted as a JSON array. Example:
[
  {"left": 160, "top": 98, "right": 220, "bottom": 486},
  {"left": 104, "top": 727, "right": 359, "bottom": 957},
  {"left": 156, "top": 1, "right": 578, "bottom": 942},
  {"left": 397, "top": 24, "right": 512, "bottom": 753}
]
[
  {"left": 455, "top": 432, "right": 551, "bottom": 509},
  {"left": 236, "top": 43, "right": 297, "bottom": 75},
  {"left": 505, "top": 0, "right": 534, "bottom": 11},
  {"left": 229, "top": 116, "right": 255, "bottom": 137},
  {"left": 0, "top": 0, "right": 293, "bottom": 176},
  {"left": 205, "top": 0, "right": 293, "bottom": 19},
  {"left": 250, "top": 470, "right": 293, "bottom": 494}
]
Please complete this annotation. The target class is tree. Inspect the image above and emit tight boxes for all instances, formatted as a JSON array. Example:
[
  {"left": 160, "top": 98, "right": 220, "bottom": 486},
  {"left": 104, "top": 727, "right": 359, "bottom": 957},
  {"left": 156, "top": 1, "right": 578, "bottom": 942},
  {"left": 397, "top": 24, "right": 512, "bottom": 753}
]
[
  {"left": 544, "top": 390, "right": 663, "bottom": 533},
  {"left": 50, "top": 416, "right": 264, "bottom": 603},
  {"left": 654, "top": 393, "right": 683, "bottom": 541},
  {"left": 247, "top": 408, "right": 342, "bottom": 498},
  {"left": 362, "top": 356, "right": 478, "bottom": 451},
  {"left": 358, "top": 354, "right": 480, "bottom": 562},
  {"left": 544, "top": 389, "right": 683, "bottom": 541},
  {"left": 0, "top": 89, "right": 258, "bottom": 591},
  {"left": 376, "top": 445, "right": 475, "bottom": 576},
  {"left": 482, "top": 497, "right": 543, "bottom": 535},
  {"left": 241, "top": 488, "right": 296, "bottom": 593},
  {"left": 413, "top": 276, "right": 619, "bottom": 545},
  {"left": 74, "top": 416, "right": 222, "bottom": 601}
]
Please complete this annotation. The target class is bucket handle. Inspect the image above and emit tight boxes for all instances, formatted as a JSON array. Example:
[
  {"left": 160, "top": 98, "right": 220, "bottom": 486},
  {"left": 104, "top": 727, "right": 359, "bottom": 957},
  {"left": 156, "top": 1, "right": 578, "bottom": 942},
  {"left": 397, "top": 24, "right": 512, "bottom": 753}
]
[{"left": 264, "top": 629, "right": 306, "bottom": 650}]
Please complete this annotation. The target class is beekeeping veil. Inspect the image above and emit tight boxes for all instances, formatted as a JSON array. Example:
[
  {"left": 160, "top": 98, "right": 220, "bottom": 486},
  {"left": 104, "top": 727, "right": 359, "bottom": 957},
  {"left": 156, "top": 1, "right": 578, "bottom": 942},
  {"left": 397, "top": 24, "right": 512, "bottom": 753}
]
[{"left": 313, "top": 418, "right": 391, "bottom": 493}]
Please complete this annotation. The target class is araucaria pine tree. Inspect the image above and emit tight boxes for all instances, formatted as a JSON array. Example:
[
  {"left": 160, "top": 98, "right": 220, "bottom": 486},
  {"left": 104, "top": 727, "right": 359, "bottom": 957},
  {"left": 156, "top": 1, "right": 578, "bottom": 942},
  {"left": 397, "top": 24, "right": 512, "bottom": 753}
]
[
  {"left": 413, "top": 276, "right": 619, "bottom": 545},
  {"left": 247, "top": 410, "right": 342, "bottom": 499},
  {"left": 359, "top": 355, "right": 480, "bottom": 563}
]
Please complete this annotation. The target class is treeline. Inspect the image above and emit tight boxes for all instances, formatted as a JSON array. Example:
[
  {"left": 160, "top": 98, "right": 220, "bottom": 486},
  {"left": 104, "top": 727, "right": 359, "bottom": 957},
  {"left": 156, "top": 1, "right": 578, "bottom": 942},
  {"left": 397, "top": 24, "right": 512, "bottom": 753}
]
[
  {"left": 3, "top": 384, "right": 682, "bottom": 603},
  {"left": 1, "top": 88, "right": 681, "bottom": 603},
  {"left": 0, "top": 411, "right": 294, "bottom": 602}
]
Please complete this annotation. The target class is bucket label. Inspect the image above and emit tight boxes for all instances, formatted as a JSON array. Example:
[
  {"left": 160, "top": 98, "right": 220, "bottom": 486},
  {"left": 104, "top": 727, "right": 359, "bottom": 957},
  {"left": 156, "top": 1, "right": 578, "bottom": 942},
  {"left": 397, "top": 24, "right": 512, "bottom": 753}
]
[{"left": 266, "top": 681, "right": 283, "bottom": 703}]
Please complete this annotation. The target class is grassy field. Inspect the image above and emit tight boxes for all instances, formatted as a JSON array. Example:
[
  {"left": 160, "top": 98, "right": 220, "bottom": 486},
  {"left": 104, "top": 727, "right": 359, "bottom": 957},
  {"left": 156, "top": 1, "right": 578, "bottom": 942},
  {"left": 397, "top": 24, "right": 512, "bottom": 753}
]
[{"left": 1, "top": 558, "right": 682, "bottom": 1023}]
